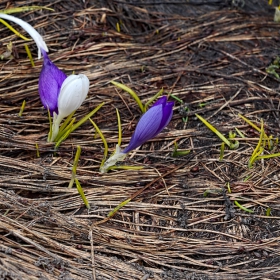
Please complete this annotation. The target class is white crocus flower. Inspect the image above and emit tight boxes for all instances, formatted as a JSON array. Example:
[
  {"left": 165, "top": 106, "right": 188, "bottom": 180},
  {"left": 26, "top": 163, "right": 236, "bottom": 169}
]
[
  {"left": 51, "top": 74, "right": 89, "bottom": 141},
  {"left": 0, "top": 13, "right": 48, "bottom": 59}
]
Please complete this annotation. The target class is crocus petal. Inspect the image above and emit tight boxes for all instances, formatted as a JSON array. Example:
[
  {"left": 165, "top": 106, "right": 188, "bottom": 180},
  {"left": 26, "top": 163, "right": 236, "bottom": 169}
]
[
  {"left": 0, "top": 13, "right": 48, "bottom": 59},
  {"left": 156, "top": 101, "right": 174, "bottom": 135},
  {"left": 151, "top": 95, "right": 174, "bottom": 135},
  {"left": 57, "top": 74, "right": 89, "bottom": 119},
  {"left": 152, "top": 96, "right": 167, "bottom": 107},
  {"left": 39, "top": 50, "right": 67, "bottom": 115},
  {"left": 123, "top": 106, "right": 163, "bottom": 153},
  {"left": 122, "top": 97, "right": 174, "bottom": 153}
]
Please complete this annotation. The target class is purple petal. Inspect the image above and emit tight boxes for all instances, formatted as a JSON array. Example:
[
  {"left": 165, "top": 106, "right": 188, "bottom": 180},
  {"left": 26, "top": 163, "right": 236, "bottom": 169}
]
[
  {"left": 155, "top": 100, "right": 174, "bottom": 135},
  {"left": 39, "top": 50, "right": 67, "bottom": 115},
  {"left": 123, "top": 96, "right": 174, "bottom": 153},
  {"left": 152, "top": 96, "right": 167, "bottom": 107},
  {"left": 123, "top": 105, "right": 163, "bottom": 153}
]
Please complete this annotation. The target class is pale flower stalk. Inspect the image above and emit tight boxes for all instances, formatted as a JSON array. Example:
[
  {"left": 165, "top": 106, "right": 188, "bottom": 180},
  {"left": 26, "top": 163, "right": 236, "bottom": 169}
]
[
  {"left": 0, "top": 13, "right": 48, "bottom": 59},
  {"left": 99, "top": 145, "right": 126, "bottom": 173}
]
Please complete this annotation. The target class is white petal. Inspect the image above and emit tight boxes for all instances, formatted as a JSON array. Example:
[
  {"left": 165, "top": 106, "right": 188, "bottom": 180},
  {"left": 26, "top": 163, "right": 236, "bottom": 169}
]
[
  {"left": 57, "top": 74, "right": 89, "bottom": 119},
  {"left": 0, "top": 13, "right": 48, "bottom": 59}
]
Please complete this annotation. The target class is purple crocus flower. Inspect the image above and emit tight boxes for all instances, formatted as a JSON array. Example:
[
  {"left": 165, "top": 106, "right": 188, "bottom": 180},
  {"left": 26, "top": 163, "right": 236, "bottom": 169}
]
[
  {"left": 39, "top": 50, "right": 67, "bottom": 115},
  {"left": 0, "top": 13, "right": 90, "bottom": 143},
  {"left": 0, "top": 13, "right": 64, "bottom": 115},
  {"left": 123, "top": 96, "right": 174, "bottom": 153},
  {"left": 39, "top": 49, "right": 90, "bottom": 142},
  {"left": 100, "top": 96, "right": 174, "bottom": 173}
]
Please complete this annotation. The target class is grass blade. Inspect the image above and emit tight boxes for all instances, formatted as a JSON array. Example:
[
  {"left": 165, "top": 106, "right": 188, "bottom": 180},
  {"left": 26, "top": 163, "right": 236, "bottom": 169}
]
[
  {"left": 75, "top": 179, "right": 90, "bottom": 209},
  {"left": 196, "top": 114, "right": 232, "bottom": 147},
  {"left": 89, "top": 119, "right": 108, "bottom": 168},
  {"left": 111, "top": 81, "right": 144, "bottom": 113}
]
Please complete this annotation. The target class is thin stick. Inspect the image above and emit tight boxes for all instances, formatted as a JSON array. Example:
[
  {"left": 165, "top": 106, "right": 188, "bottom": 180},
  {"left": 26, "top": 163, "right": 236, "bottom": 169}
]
[{"left": 89, "top": 230, "right": 96, "bottom": 280}]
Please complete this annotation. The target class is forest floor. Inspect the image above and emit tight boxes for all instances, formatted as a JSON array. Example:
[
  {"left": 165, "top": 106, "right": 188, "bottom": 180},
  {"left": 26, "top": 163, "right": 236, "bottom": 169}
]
[{"left": 0, "top": 0, "right": 280, "bottom": 279}]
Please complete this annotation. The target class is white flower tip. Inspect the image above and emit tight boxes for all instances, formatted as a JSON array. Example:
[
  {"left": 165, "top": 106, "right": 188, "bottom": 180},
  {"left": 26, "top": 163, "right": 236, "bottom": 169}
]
[
  {"left": 57, "top": 74, "right": 90, "bottom": 119},
  {"left": 0, "top": 13, "right": 48, "bottom": 59}
]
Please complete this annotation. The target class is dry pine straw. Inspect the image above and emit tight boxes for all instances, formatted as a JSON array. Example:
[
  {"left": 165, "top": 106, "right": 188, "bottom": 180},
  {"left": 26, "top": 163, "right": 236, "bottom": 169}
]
[{"left": 0, "top": 1, "right": 280, "bottom": 279}]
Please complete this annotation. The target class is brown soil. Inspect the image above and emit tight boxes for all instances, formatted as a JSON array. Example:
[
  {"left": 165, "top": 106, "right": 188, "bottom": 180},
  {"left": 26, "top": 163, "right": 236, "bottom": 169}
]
[{"left": 0, "top": 0, "right": 279, "bottom": 279}]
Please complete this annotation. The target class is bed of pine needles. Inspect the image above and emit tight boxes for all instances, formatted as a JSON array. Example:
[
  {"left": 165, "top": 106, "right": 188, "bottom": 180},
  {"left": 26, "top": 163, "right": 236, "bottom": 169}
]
[{"left": 0, "top": 0, "right": 280, "bottom": 279}]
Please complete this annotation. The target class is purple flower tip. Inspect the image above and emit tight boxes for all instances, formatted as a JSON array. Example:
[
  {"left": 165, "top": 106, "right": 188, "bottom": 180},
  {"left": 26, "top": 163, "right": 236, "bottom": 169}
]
[
  {"left": 123, "top": 96, "right": 174, "bottom": 153},
  {"left": 39, "top": 50, "right": 67, "bottom": 115}
]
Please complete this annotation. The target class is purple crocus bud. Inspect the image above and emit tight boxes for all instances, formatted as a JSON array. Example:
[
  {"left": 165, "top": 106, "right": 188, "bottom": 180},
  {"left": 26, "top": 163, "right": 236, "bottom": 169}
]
[
  {"left": 39, "top": 50, "right": 67, "bottom": 115},
  {"left": 122, "top": 96, "right": 174, "bottom": 153},
  {"left": 100, "top": 96, "right": 174, "bottom": 173}
]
